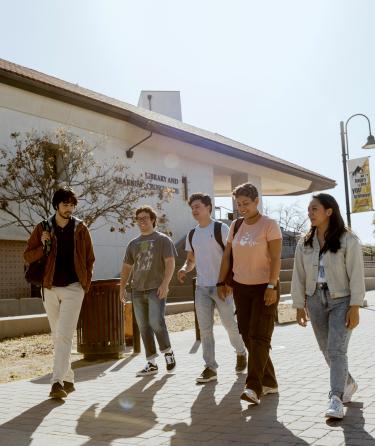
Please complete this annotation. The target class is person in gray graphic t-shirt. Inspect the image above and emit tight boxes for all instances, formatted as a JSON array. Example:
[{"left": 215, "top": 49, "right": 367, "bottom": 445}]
[{"left": 120, "top": 205, "right": 177, "bottom": 377}]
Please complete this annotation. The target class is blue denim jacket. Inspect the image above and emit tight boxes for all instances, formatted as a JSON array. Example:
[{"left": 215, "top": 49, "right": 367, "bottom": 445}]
[{"left": 291, "top": 231, "right": 365, "bottom": 308}]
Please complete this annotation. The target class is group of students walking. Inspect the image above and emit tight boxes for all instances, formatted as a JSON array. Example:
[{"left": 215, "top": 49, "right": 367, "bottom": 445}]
[{"left": 24, "top": 183, "right": 365, "bottom": 421}]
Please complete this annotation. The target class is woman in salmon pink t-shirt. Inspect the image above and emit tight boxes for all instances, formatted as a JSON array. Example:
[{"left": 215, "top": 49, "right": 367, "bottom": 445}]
[{"left": 217, "top": 182, "right": 282, "bottom": 405}]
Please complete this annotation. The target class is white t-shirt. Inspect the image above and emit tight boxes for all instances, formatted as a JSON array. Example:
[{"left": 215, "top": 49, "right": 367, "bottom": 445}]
[
  {"left": 185, "top": 220, "right": 229, "bottom": 287},
  {"left": 317, "top": 254, "right": 326, "bottom": 283}
]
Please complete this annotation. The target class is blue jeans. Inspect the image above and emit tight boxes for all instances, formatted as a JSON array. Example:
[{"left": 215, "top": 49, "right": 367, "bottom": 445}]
[
  {"left": 306, "top": 289, "right": 353, "bottom": 399},
  {"left": 195, "top": 286, "right": 246, "bottom": 370},
  {"left": 132, "top": 289, "right": 172, "bottom": 360}
]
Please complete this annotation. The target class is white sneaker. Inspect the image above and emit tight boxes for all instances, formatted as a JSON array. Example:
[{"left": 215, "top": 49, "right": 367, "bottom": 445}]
[
  {"left": 262, "top": 386, "right": 279, "bottom": 396},
  {"left": 241, "top": 388, "right": 260, "bottom": 405},
  {"left": 343, "top": 380, "right": 358, "bottom": 404},
  {"left": 325, "top": 395, "right": 344, "bottom": 419},
  {"left": 136, "top": 362, "right": 158, "bottom": 377}
]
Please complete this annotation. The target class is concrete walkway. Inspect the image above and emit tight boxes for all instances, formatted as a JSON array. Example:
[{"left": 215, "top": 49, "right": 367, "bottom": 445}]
[{"left": 1, "top": 294, "right": 375, "bottom": 446}]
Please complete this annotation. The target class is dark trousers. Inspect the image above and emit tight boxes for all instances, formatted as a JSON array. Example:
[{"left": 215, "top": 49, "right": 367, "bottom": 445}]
[{"left": 233, "top": 282, "right": 278, "bottom": 397}]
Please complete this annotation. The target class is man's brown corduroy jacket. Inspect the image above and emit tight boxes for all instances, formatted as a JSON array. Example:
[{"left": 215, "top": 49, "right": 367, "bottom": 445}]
[{"left": 24, "top": 216, "right": 95, "bottom": 292}]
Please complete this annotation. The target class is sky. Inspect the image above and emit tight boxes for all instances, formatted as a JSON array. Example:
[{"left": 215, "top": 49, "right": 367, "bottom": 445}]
[{"left": 1, "top": 0, "right": 375, "bottom": 242}]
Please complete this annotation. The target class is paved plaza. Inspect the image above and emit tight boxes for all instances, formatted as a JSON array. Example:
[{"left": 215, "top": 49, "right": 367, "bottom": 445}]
[{"left": 1, "top": 294, "right": 375, "bottom": 446}]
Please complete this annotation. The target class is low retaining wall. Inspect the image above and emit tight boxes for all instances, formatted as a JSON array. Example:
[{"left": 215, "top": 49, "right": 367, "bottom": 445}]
[
  {"left": 0, "top": 301, "right": 195, "bottom": 340},
  {"left": 0, "top": 298, "right": 44, "bottom": 317},
  {"left": 0, "top": 314, "right": 50, "bottom": 339}
]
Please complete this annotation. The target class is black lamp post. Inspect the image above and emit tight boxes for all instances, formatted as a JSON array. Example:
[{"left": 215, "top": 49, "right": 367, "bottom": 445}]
[{"left": 340, "top": 114, "right": 375, "bottom": 227}]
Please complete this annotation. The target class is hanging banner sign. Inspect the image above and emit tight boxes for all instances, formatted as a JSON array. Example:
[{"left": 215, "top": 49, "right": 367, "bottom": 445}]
[{"left": 348, "top": 156, "right": 373, "bottom": 213}]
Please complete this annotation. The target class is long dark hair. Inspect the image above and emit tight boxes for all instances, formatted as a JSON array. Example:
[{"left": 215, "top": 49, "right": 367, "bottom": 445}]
[{"left": 304, "top": 193, "right": 347, "bottom": 253}]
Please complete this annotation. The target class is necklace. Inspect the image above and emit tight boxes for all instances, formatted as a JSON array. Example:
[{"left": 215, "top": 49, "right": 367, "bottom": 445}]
[{"left": 245, "top": 211, "right": 260, "bottom": 224}]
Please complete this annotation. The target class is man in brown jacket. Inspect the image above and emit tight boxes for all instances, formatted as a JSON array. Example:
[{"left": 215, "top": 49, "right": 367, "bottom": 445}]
[{"left": 24, "top": 187, "right": 95, "bottom": 399}]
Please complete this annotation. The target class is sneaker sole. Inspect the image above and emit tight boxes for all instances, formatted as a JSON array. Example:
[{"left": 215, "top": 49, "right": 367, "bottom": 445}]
[
  {"left": 240, "top": 392, "right": 260, "bottom": 405},
  {"left": 166, "top": 364, "right": 176, "bottom": 372},
  {"left": 325, "top": 412, "right": 344, "bottom": 420},
  {"left": 196, "top": 376, "right": 217, "bottom": 383},
  {"left": 262, "top": 388, "right": 279, "bottom": 396},
  {"left": 49, "top": 391, "right": 67, "bottom": 399},
  {"left": 136, "top": 370, "right": 158, "bottom": 377}
]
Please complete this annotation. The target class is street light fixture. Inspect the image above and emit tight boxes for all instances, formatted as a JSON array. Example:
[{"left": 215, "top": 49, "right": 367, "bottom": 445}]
[{"left": 340, "top": 113, "right": 375, "bottom": 227}]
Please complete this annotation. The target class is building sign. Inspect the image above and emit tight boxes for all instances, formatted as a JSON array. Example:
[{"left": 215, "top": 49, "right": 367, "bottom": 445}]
[
  {"left": 123, "top": 172, "right": 180, "bottom": 194},
  {"left": 145, "top": 172, "right": 179, "bottom": 194},
  {"left": 348, "top": 157, "right": 373, "bottom": 213}
]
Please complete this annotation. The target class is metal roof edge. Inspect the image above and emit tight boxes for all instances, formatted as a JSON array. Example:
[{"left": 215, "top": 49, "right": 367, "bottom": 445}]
[{"left": 0, "top": 59, "right": 336, "bottom": 192}]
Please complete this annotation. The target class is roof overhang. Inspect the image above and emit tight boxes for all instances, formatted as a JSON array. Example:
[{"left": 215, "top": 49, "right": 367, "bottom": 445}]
[{"left": 0, "top": 59, "right": 336, "bottom": 195}]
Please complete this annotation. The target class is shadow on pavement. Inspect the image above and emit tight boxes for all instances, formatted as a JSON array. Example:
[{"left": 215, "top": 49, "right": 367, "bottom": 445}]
[
  {"left": 189, "top": 340, "right": 201, "bottom": 354},
  {"left": 75, "top": 374, "right": 171, "bottom": 444},
  {"left": 0, "top": 399, "right": 65, "bottom": 446},
  {"left": 327, "top": 401, "right": 375, "bottom": 445},
  {"left": 31, "top": 354, "right": 136, "bottom": 385},
  {"left": 165, "top": 375, "right": 310, "bottom": 445}
]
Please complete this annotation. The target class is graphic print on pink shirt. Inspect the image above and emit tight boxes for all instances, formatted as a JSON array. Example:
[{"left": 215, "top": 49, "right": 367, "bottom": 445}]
[{"left": 227, "top": 215, "right": 282, "bottom": 285}]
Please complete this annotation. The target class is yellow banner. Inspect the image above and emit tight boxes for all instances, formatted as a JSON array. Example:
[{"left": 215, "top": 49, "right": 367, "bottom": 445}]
[{"left": 348, "top": 157, "right": 373, "bottom": 213}]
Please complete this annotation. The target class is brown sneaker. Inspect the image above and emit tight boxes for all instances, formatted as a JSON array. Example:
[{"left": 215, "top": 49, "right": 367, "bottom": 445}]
[
  {"left": 49, "top": 382, "right": 67, "bottom": 399},
  {"left": 196, "top": 367, "right": 217, "bottom": 383},
  {"left": 63, "top": 381, "right": 76, "bottom": 394},
  {"left": 236, "top": 353, "right": 247, "bottom": 373}
]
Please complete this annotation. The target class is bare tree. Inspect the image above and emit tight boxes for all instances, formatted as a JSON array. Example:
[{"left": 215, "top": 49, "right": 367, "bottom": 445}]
[
  {"left": 0, "top": 129, "right": 173, "bottom": 234},
  {"left": 268, "top": 201, "right": 308, "bottom": 233}
]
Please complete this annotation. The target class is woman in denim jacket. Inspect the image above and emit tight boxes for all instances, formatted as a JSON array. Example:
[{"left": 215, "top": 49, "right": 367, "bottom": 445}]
[{"left": 291, "top": 193, "right": 365, "bottom": 420}]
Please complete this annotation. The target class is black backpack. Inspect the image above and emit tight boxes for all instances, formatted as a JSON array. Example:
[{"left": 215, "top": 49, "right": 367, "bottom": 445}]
[
  {"left": 188, "top": 221, "right": 225, "bottom": 253},
  {"left": 25, "top": 220, "right": 51, "bottom": 294},
  {"left": 188, "top": 219, "right": 243, "bottom": 253},
  {"left": 188, "top": 219, "right": 244, "bottom": 286}
]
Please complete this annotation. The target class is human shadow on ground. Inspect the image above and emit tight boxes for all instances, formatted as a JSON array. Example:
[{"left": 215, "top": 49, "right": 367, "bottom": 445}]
[
  {"left": 75, "top": 374, "right": 171, "bottom": 444},
  {"left": 164, "top": 376, "right": 309, "bottom": 445},
  {"left": 327, "top": 401, "right": 375, "bottom": 445},
  {"left": 0, "top": 399, "right": 64, "bottom": 446},
  {"left": 31, "top": 354, "right": 136, "bottom": 386}
]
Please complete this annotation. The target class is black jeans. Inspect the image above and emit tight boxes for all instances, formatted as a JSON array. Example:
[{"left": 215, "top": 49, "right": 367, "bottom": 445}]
[{"left": 233, "top": 282, "right": 278, "bottom": 397}]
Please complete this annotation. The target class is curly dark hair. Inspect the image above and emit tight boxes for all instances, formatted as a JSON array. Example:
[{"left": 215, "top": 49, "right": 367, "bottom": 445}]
[
  {"left": 304, "top": 193, "right": 347, "bottom": 253},
  {"left": 52, "top": 187, "right": 78, "bottom": 210},
  {"left": 135, "top": 205, "right": 157, "bottom": 228},
  {"left": 188, "top": 193, "right": 212, "bottom": 212},
  {"left": 232, "top": 183, "right": 259, "bottom": 201}
]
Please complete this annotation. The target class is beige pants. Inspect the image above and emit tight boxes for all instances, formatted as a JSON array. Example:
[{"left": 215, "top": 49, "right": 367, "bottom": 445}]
[{"left": 43, "top": 282, "right": 84, "bottom": 385}]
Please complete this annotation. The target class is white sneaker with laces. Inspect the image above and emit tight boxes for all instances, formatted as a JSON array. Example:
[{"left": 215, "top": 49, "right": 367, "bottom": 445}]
[
  {"left": 343, "top": 380, "right": 358, "bottom": 404},
  {"left": 262, "top": 386, "right": 279, "bottom": 396},
  {"left": 325, "top": 395, "right": 344, "bottom": 419},
  {"left": 136, "top": 362, "right": 158, "bottom": 377},
  {"left": 241, "top": 388, "right": 260, "bottom": 405}
]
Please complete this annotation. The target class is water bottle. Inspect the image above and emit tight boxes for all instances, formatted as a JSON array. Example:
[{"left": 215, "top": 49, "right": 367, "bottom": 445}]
[{"left": 42, "top": 221, "right": 51, "bottom": 254}]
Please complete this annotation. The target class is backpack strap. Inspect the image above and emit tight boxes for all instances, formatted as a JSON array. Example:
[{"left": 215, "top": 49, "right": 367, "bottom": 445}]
[
  {"left": 233, "top": 217, "right": 244, "bottom": 238},
  {"left": 188, "top": 228, "right": 195, "bottom": 253},
  {"left": 214, "top": 221, "right": 225, "bottom": 251},
  {"left": 190, "top": 219, "right": 242, "bottom": 253}
]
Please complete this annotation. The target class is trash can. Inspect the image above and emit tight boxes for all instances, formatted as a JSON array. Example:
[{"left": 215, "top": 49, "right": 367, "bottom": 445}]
[{"left": 77, "top": 279, "right": 125, "bottom": 359}]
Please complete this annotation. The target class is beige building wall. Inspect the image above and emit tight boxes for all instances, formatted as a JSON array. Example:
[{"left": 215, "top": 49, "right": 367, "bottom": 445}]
[{"left": 0, "top": 83, "right": 215, "bottom": 285}]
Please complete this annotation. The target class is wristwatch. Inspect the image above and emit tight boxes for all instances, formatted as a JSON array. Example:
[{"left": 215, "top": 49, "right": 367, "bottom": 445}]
[
  {"left": 267, "top": 283, "right": 276, "bottom": 289},
  {"left": 216, "top": 281, "right": 225, "bottom": 287}
]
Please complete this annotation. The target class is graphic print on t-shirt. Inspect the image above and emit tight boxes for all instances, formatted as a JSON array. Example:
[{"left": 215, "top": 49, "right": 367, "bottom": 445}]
[
  {"left": 134, "top": 240, "right": 155, "bottom": 271},
  {"left": 318, "top": 255, "right": 325, "bottom": 282},
  {"left": 238, "top": 232, "right": 260, "bottom": 247}
]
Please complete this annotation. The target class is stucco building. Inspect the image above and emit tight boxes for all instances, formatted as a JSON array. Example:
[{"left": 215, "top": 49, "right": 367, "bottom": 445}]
[{"left": 0, "top": 58, "right": 336, "bottom": 307}]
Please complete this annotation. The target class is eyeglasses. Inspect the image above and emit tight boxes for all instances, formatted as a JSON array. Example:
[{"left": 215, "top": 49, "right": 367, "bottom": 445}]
[{"left": 135, "top": 216, "right": 151, "bottom": 222}]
